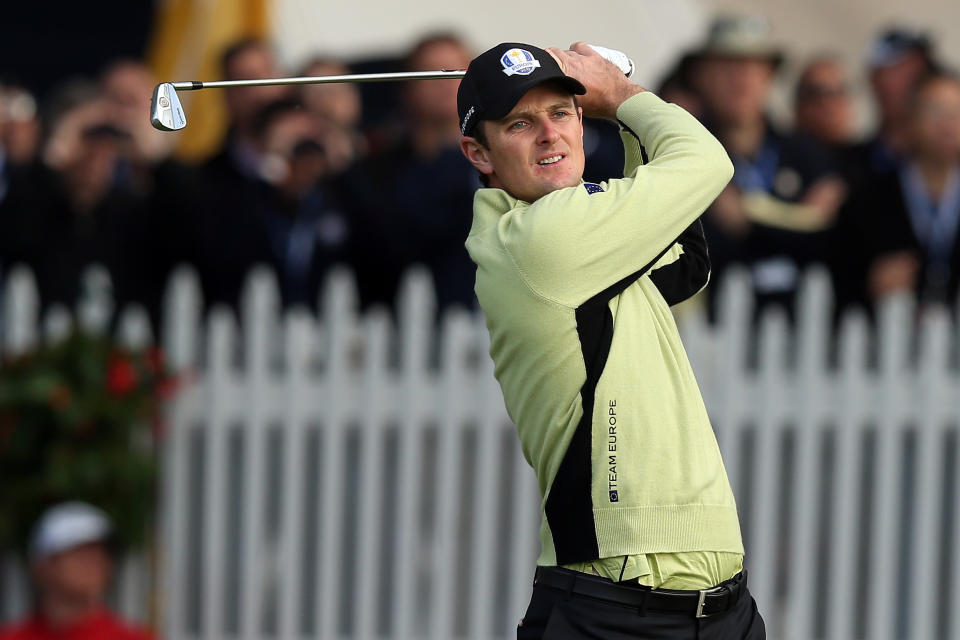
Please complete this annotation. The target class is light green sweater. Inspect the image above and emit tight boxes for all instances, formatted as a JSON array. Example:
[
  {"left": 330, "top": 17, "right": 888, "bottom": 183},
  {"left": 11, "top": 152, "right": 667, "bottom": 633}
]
[{"left": 465, "top": 92, "right": 743, "bottom": 568}]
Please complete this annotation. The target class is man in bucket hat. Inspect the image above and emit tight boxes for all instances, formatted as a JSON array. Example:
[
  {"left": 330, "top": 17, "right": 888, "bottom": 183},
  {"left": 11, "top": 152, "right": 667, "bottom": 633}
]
[
  {"left": 684, "top": 16, "right": 846, "bottom": 320},
  {"left": 459, "top": 42, "right": 765, "bottom": 638}
]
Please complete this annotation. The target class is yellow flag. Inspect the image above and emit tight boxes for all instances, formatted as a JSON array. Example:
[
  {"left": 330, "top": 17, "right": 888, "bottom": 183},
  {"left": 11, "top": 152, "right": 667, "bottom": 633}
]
[{"left": 146, "top": 0, "right": 270, "bottom": 162}]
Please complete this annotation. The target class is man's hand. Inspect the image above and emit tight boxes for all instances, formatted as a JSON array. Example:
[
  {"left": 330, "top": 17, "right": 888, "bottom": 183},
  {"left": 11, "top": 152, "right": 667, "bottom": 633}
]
[
  {"left": 711, "top": 185, "right": 751, "bottom": 236},
  {"left": 546, "top": 42, "right": 644, "bottom": 120},
  {"left": 868, "top": 251, "right": 919, "bottom": 300}
]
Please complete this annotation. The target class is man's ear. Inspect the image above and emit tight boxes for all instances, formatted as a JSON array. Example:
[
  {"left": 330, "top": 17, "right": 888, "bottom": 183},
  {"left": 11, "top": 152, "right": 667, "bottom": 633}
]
[
  {"left": 461, "top": 137, "right": 494, "bottom": 177},
  {"left": 578, "top": 106, "right": 584, "bottom": 141}
]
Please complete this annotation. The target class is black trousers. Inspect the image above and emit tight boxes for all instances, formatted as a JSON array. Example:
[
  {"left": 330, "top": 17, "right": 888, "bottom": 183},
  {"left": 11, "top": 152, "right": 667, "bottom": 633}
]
[{"left": 517, "top": 570, "right": 766, "bottom": 639}]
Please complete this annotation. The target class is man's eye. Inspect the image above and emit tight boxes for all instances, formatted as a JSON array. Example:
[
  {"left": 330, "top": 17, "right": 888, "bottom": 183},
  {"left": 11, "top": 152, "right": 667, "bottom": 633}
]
[
  {"left": 553, "top": 110, "right": 571, "bottom": 119},
  {"left": 509, "top": 121, "right": 527, "bottom": 130}
]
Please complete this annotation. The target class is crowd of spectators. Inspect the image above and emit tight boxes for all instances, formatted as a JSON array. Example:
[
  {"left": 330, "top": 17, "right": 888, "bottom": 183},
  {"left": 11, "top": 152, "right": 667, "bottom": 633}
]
[
  {"left": 680, "top": 17, "right": 960, "bottom": 322},
  {"left": 0, "top": 18, "right": 958, "bottom": 329}
]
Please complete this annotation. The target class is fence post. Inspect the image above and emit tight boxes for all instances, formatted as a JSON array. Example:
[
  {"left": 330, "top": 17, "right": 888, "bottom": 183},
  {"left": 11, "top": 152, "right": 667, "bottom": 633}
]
[
  {"left": 236, "top": 269, "right": 281, "bottom": 640},
  {"left": 351, "top": 307, "right": 393, "bottom": 640},
  {"left": 783, "top": 269, "right": 832, "bottom": 638},
  {"left": 465, "top": 314, "right": 507, "bottom": 640},
  {"left": 908, "top": 307, "right": 951, "bottom": 639},
  {"left": 749, "top": 304, "right": 789, "bottom": 632},
  {"left": 428, "top": 300, "right": 473, "bottom": 640},
  {"left": 276, "top": 309, "right": 316, "bottom": 639},
  {"left": 199, "top": 307, "right": 237, "bottom": 639},
  {"left": 385, "top": 268, "right": 434, "bottom": 639},
  {"left": 825, "top": 310, "right": 870, "bottom": 640},
  {"left": 866, "top": 293, "right": 914, "bottom": 640},
  {"left": 714, "top": 269, "right": 752, "bottom": 498},
  {"left": 2, "top": 267, "right": 39, "bottom": 357},
  {"left": 315, "top": 269, "right": 359, "bottom": 639},
  {"left": 159, "top": 268, "right": 202, "bottom": 639}
]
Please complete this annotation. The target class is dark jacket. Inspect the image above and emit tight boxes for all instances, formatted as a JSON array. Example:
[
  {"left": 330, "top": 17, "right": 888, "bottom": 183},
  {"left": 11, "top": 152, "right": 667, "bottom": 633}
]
[{"left": 830, "top": 169, "right": 960, "bottom": 313}]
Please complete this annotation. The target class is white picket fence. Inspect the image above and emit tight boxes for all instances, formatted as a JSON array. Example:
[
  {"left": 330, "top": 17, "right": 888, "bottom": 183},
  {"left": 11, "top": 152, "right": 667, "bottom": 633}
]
[{"left": 2, "top": 264, "right": 960, "bottom": 640}]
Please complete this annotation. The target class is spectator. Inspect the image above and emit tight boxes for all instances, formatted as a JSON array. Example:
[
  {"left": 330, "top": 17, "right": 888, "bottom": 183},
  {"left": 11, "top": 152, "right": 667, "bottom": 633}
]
[
  {"left": 832, "top": 71, "right": 960, "bottom": 313},
  {"left": 191, "top": 39, "right": 302, "bottom": 312},
  {"left": 863, "top": 28, "right": 940, "bottom": 175},
  {"left": 0, "top": 502, "right": 154, "bottom": 640},
  {"left": 205, "top": 38, "right": 292, "bottom": 187},
  {"left": 794, "top": 56, "right": 871, "bottom": 191},
  {"left": 0, "top": 84, "right": 41, "bottom": 172},
  {"left": 0, "top": 85, "right": 40, "bottom": 215},
  {"left": 795, "top": 56, "right": 856, "bottom": 146},
  {"left": 0, "top": 82, "right": 148, "bottom": 315},
  {"left": 193, "top": 99, "right": 352, "bottom": 311},
  {"left": 298, "top": 57, "right": 367, "bottom": 176},
  {"left": 99, "top": 60, "right": 176, "bottom": 177},
  {"left": 300, "top": 59, "right": 363, "bottom": 130},
  {"left": 338, "top": 33, "right": 479, "bottom": 313},
  {"left": 401, "top": 33, "right": 472, "bottom": 158},
  {"left": 686, "top": 15, "right": 846, "bottom": 318},
  {"left": 99, "top": 60, "right": 203, "bottom": 326},
  {"left": 657, "top": 56, "right": 703, "bottom": 120}
]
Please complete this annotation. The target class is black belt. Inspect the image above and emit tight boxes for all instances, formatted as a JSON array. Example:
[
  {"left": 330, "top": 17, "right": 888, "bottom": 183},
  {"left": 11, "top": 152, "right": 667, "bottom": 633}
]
[{"left": 533, "top": 566, "right": 747, "bottom": 619}]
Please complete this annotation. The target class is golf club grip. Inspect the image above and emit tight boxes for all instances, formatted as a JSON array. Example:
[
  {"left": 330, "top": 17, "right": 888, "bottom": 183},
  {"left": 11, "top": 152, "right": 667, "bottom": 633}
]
[{"left": 587, "top": 45, "right": 635, "bottom": 77}]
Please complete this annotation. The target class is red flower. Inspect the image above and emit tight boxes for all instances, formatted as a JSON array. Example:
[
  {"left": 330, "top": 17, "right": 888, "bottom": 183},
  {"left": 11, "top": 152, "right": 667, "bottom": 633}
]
[{"left": 106, "top": 356, "right": 137, "bottom": 396}]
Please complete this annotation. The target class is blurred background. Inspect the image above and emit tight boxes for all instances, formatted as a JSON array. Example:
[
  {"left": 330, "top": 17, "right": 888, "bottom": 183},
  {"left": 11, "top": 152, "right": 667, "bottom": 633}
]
[{"left": 1, "top": 1, "right": 959, "bottom": 639}]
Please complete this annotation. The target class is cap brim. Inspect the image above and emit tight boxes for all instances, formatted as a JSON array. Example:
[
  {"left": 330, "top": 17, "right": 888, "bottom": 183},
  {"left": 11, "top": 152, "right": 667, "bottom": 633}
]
[{"left": 484, "top": 75, "right": 587, "bottom": 122}]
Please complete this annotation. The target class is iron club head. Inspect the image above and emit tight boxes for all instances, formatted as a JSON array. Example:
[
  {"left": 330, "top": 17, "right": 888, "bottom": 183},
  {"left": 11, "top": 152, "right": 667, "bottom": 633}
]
[{"left": 150, "top": 83, "right": 187, "bottom": 131}]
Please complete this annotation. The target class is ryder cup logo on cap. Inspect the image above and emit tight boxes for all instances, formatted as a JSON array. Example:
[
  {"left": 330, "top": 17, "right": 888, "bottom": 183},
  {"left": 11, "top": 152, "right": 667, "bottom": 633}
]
[{"left": 501, "top": 48, "right": 541, "bottom": 76}]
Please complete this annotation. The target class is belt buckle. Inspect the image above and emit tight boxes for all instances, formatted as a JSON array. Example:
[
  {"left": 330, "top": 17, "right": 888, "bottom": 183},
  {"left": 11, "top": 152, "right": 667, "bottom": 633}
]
[{"left": 695, "top": 585, "right": 725, "bottom": 618}]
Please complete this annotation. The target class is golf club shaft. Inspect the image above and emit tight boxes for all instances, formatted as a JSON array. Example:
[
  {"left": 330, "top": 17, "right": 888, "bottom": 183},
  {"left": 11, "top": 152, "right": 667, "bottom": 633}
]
[
  {"left": 150, "top": 46, "right": 634, "bottom": 131},
  {"left": 166, "top": 45, "right": 634, "bottom": 91},
  {"left": 169, "top": 69, "right": 467, "bottom": 91}
]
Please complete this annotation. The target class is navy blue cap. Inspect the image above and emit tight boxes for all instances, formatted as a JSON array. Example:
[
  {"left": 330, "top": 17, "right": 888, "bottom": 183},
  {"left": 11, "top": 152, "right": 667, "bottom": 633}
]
[{"left": 457, "top": 43, "right": 586, "bottom": 137}]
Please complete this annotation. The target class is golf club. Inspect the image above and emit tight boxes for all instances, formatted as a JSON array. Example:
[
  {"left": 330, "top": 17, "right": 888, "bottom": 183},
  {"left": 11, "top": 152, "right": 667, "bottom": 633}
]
[{"left": 150, "top": 45, "right": 634, "bottom": 132}]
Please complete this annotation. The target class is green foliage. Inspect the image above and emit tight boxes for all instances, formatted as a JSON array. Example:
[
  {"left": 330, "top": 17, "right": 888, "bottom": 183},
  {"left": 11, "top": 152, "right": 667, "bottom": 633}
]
[{"left": 0, "top": 331, "right": 175, "bottom": 553}]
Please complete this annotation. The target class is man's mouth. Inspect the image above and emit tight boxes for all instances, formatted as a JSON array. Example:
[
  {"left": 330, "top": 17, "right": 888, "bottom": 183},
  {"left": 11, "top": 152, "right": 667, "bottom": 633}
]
[{"left": 537, "top": 154, "right": 564, "bottom": 166}]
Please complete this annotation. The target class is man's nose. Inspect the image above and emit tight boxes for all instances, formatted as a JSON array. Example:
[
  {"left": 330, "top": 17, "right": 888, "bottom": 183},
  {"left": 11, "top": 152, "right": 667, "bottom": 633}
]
[{"left": 537, "top": 118, "right": 561, "bottom": 144}]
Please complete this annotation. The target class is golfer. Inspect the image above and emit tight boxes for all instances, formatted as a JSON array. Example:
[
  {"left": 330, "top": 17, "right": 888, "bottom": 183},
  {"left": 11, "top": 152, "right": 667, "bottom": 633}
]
[{"left": 459, "top": 42, "right": 765, "bottom": 638}]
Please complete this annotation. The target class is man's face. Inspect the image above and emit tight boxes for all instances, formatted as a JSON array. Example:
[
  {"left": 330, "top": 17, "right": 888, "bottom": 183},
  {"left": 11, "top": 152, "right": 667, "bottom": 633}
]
[
  {"left": 871, "top": 51, "right": 929, "bottom": 123},
  {"left": 910, "top": 77, "right": 960, "bottom": 164},
  {"left": 404, "top": 40, "right": 473, "bottom": 124},
  {"left": 34, "top": 543, "right": 112, "bottom": 629},
  {"left": 795, "top": 60, "right": 854, "bottom": 144},
  {"left": 102, "top": 62, "right": 154, "bottom": 120},
  {"left": 224, "top": 45, "right": 290, "bottom": 130},
  {"left": 260, "top": 110, "right": 327, "bottom": 195},
  {"left": 302, "top": 61, "right": 361, "bottom": 128},
  {"left": 692, "top": 56, "right": 774, "bottom": 126},
  {"left": 462, "top": 84, "right": 584, "bottom": 203}
]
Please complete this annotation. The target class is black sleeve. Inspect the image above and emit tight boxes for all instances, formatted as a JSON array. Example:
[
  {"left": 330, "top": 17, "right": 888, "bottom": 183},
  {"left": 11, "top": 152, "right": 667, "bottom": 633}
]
[{"left": 648, "top": 218, "right": 711, "bottom": 306}]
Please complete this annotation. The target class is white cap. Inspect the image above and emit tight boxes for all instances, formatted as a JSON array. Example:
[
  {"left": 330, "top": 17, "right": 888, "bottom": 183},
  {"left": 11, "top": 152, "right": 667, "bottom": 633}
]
[{"left": 29, "top": 502, "right": 113, "bottom": 560}]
